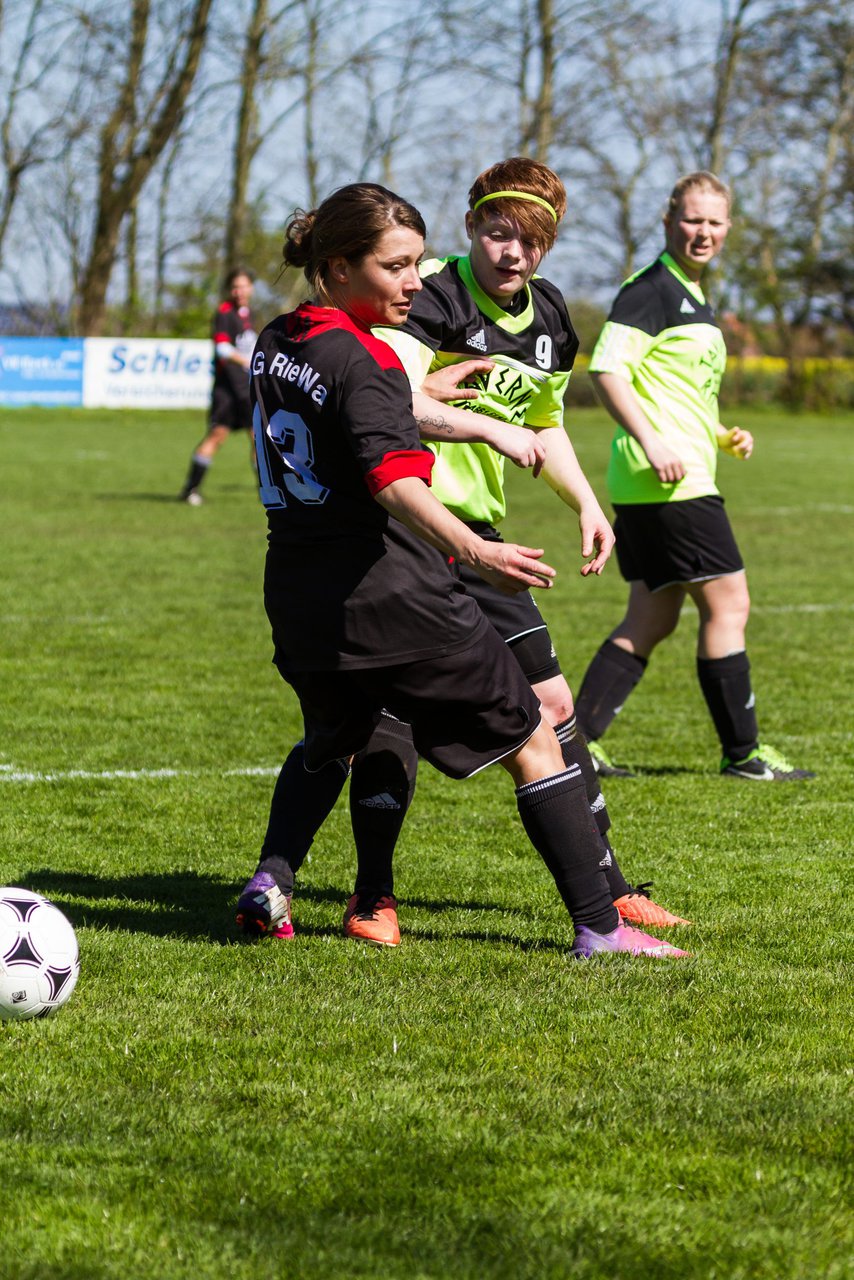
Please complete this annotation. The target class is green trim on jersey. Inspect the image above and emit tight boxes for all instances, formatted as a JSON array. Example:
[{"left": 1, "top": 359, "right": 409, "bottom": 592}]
[
  {"left": 620, "top": 251, "right": 706, "bottom": 303},
  {"left": 456, "top": 255, "right": 536, "bottom": 333},
  {"left": 376, "top": 255, "right": 576, "bottom": 524},
  {"left": 590, "top": 252, "right": 727, "bottom": 505}
]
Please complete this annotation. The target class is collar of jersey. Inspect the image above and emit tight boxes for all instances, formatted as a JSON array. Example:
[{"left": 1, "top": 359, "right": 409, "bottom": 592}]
[
  {"left": 660, "top": 252, "right": 707, "bottom": 305},
  {"left": 458, "top": 255, "right": 535, "bottom": 332},
  {"left": 298, "top": 302, "right": 372, "bottom": 334}
]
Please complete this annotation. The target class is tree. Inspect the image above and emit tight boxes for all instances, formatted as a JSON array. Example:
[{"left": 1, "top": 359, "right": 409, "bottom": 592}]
[
  {"left": 225, "top": 0, "right": 273, "bottom": 268},
  {"left": 519, "top": 0, "right": 556, "bottom": 161},
  {"left": 547, "top": 5, "right": 679, "bottom": 287},
  {"left": 703, "top": 0, "right": 760, "bottom": 175},
  {"left": 1, "top": 0, "right": 850, "bottom": 362},
  {"left": 722, "top": 2, "right": 854, "bottom": 392},
  {"left": 76, "top": 0, "right": 214, "bottom": 335},
  {"left": 0, "top": 1, "right": 84, "bottom": 270}
]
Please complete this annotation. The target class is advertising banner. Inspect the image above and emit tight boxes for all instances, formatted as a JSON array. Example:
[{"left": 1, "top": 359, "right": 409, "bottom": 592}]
[
  {"left": 0, "top": 337, "right": 84, "bottom": 406},
  {"left": 82, "top": 338, "right": 213, "bottom": 409}
]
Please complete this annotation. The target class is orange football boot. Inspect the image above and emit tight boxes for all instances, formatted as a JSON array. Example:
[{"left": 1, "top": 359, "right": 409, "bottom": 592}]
[
  {"left": 342, "top": 892, "right": 400, "bottom": 947},
  {"left": 614, "top": 883, "right": 691, "bottom": 928}
]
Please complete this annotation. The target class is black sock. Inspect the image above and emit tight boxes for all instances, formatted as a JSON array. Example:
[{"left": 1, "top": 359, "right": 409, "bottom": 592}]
[
  {"left": 182, "top": 453, "right": 210, "bottom": 495},
  {"left": 575, "top": 640, "right": 647, "bottom": 740},
  {"left": 596, "top": 833, "right": 632, "bottom": 900},
  {"left": 697, "top": 651, "right": 759, "bottom": 760},
  {"left": 515, "top": 766, "right": 619, "bottom": 935},
  {"left": 554, "top": 715, "right": 609, "bottom": 833},
  {"left": 553, "top": 715, "right": 631, "bottom": 900},
  {"left": 257, "top": 741, "right": 349, "bottom": 893},
  {"left": 349, "top": 715, "right": 418, "bottom": 896}
]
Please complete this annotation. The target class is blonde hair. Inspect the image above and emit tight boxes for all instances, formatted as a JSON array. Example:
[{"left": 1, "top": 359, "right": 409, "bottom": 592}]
[
  {"left": 665, "top": 171, "right": 731, "bottom": 219},
  {"left": 468, "top": 157, "right": 567, "bottom": 255}
]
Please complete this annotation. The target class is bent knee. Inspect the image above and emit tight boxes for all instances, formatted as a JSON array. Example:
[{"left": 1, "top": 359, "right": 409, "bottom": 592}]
[
  {"left": 535, "top": 676, "right": 575, "bottom": 727},
  {"left": 696, "top": 577, "right": 751, "bottom": 627}
]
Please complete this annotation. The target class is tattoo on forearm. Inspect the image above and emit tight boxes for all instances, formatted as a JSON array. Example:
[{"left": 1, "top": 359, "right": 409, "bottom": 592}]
[{"left": 415, "top": 411, "right": 456, "bottom": 436}]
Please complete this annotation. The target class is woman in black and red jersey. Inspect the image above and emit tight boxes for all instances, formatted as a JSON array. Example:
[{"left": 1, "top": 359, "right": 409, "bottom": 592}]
[
  {"left": 178, "top": 267, "right": 258, "bottom": 505},
  {"left": 236, "top": 182, "right": 687, "bottom": 960}
]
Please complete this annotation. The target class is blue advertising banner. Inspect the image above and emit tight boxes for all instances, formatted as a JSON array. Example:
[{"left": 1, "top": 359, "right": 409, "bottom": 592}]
[{"left": 0, "top": 337, "right": 84, "bottom": 406}]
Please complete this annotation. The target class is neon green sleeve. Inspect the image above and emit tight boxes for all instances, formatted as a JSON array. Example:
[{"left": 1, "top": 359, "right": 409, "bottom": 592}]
[
  {"left": 372, "top": 327, "right": 433, "bottom": 391},
  {"left": 525, "top": 368, "right": 571, "bottom": 428},
  {"left": 589, "top": 321, "right": 657, "bottom": 380}
]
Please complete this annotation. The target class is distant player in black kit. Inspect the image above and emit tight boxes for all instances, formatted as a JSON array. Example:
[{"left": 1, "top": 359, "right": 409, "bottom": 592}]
[
  {"left": 235, "top": 181, "right": 687, "bottom": 960},
  {"left": 178, "top": 267, "right": 258, "bottom": 505}
]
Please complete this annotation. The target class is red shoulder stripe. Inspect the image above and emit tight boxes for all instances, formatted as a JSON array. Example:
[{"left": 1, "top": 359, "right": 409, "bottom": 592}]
[
  {"left": 349, "top": 323, "right": 406, "bottom": 372},
  {"left": 294, "top": 304, "right": 406, "bottom": 373},
  {"left": 365, "top": 450, "right": 434, "bottom": 496}
]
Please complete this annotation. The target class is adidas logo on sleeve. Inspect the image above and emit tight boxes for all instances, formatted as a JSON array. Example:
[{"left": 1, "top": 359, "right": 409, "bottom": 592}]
[
  {"left": 680, "top": 298, "right": 696, "bottom": 314},
  {"left": 466, "top": 328, "right": 488, "bottom": 351}
]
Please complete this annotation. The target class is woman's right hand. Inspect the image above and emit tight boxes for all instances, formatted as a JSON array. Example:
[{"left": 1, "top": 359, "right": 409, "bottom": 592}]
[
  {"left": 591, "top": 371, "right": 686, "bottom": 484},
  {"left": 645, "top": 440, "right": 686, "bottom": 484}
]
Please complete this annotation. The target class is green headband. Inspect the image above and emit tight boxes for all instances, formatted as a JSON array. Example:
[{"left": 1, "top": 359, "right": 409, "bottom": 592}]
[{"left": 472, "top": 190, "right": 558, "bottom": 222}]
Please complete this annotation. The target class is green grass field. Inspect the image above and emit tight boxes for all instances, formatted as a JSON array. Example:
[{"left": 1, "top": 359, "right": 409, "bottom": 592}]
[{"left": 0, "top": 407, "right": 851, "bottom": 1280}]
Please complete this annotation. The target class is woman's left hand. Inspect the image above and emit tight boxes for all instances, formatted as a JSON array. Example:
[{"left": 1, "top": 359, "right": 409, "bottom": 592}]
[{"left": 719, "top": 426, "right": 754, "bottom": 459}]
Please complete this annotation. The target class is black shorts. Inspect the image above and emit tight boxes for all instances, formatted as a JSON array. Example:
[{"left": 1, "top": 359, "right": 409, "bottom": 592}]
[
  {"left": 456, "top": 523, "right": 562, "bottom": 684},
  {"left": 274, "top": 622, "right": 541, "bottom": 780},
  {"left": 613, "top": 495, "right": 744, "bottom": 593},
  {"left": 210, "top": 383, "right": 251, "bottom": 431}
]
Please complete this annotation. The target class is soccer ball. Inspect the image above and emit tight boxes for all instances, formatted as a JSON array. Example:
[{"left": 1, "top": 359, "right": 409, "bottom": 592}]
[{"left": 0, "top": 888, "right": 80, "bottom": 1020}]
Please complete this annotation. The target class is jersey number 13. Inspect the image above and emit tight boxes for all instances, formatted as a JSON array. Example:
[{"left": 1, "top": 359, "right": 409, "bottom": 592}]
[{"left": 254, "top": 405, "right": 330, "bottom": 509}]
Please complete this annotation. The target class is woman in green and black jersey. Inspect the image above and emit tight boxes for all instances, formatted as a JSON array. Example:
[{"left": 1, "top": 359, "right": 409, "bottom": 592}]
[
  {"left": 373, "top": 157, "right": 688, "bottom": 930},
  {"left": 575, "top": 171, "right": 813, "bottom": 782}
]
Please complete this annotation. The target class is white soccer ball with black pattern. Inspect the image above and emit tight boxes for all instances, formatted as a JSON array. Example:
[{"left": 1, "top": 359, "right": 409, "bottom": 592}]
[{"left": 0, "top": 888, "right": 79, "bottom": 1020}]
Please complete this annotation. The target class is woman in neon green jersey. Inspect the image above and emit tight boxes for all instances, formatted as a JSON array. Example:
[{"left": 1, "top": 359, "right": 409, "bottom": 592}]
[{"left": 575, "top": 171, "right": 813, "bottom": 782}]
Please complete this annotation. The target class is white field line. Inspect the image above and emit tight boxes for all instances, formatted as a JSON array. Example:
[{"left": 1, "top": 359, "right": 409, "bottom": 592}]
[
  {"left": 0, "top": 615, "right": 113, "bottom": 625},
  {"left": 2, "top": 593, "right": 849, "bottom": 784},
  {"left": 0, "top": 764, "right": 280, "bottom": 785},
  {"left": 750, "top": 603, "right": 854, "bottom": 614},
  {"left": 678, "top": 601, "right": 854, "bottom": 616},
  {"left": 744, "top": 503, "right": 854, "bottom": 516}
]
